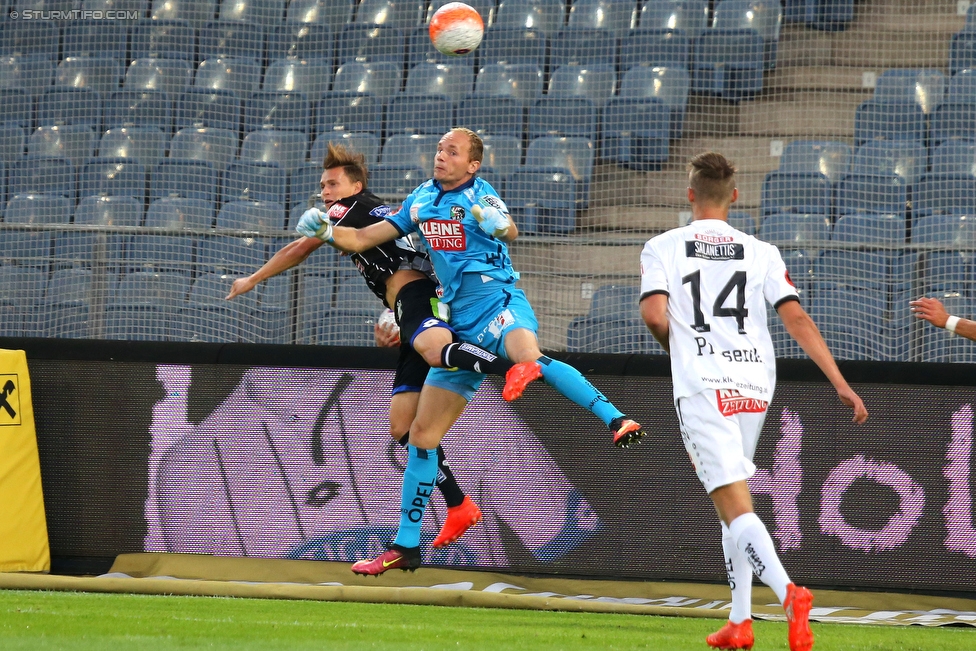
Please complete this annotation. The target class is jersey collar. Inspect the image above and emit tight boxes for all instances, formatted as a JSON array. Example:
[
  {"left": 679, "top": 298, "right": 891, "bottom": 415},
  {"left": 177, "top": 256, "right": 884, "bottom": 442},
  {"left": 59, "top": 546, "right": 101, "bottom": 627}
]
[{"left": 432, "top": 176, "right": 477, "bottom": 206}]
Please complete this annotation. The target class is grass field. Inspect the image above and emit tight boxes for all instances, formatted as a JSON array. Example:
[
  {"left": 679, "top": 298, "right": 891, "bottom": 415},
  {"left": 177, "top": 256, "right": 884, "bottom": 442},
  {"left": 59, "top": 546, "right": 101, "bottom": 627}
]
[{"left": 0, "top": 589, "right": 973, "bottom": 650}]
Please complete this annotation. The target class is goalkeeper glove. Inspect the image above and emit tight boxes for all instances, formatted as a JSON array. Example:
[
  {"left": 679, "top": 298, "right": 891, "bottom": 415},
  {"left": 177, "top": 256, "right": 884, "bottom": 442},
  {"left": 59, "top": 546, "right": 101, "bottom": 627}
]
[
  {"left": 472, "top": 204, "right": 510, "bottom": 238},
  {"left": 295, "top": 207, "right": 334, "bottom": 242}
]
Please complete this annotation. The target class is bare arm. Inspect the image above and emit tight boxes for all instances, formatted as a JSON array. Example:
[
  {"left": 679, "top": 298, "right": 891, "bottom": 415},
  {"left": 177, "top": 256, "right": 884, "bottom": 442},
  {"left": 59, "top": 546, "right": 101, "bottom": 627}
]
[
  {"left": 777, "top": 299, "right": 868, "bottom": 424},
  {"left": 226, "top": 237, "right": 324, "bottom": 300},
  {"left": 499, "top": 214, "right": 518, "bottom": 242},
  {"left": 910, "top": 296, "right": 976, "bottom": 341},
  {"left": 639, "top": 293, "right": 670, "bottom": 354},
  {"left": 329, "top": 220, "right": 402, "bottom": 253}
]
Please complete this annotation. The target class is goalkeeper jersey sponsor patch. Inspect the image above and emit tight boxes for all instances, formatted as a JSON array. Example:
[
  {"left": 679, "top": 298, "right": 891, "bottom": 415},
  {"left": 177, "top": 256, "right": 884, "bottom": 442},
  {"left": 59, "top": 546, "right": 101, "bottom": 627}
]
[{"left": 420, "top": 219, "right": 466, "bottom": 250}]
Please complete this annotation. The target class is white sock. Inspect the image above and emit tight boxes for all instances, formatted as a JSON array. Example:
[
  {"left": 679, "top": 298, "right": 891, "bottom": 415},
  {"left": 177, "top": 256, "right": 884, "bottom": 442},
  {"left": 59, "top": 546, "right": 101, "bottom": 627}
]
[
  {"left": 722, "top": 523, "right": 753, "bottom": 624},
  {"left": 728, "top": 512, "right": 791, "bottom": 604}
]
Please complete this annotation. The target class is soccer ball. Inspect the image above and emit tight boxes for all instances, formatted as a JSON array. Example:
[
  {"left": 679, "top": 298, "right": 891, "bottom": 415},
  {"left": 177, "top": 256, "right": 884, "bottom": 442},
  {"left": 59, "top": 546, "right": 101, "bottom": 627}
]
[{"left": 429, "top": 2, "right": 484, "bottom": 57}]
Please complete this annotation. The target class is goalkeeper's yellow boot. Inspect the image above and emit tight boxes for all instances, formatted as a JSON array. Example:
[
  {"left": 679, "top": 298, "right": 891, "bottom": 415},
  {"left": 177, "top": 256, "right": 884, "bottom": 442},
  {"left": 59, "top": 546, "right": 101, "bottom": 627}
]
[{"left": 706, "top": 619, "right": 753, "bottom": 650}]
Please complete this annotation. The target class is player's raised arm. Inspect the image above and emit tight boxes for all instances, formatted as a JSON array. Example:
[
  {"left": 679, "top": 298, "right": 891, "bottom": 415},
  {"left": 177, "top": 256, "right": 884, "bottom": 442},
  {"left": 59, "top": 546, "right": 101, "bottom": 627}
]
[
  {"left": 910, "top": 296, "right": 976, "bottom": 341},
  {"left": 226, "top": 236, "right": 324, "bottom": 300},
  {"left": 295, "top": 206, "right": 400, "bottom": 253}
]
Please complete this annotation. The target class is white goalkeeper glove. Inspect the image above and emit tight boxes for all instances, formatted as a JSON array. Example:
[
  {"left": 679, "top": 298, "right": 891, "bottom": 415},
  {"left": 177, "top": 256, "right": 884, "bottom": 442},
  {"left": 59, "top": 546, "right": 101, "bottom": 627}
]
[
  {"left": 296, "top": 207, "right": 334, "bottom": 242},
  {"left": 471, "top": 204, "right": 510, "bottom": 238}
]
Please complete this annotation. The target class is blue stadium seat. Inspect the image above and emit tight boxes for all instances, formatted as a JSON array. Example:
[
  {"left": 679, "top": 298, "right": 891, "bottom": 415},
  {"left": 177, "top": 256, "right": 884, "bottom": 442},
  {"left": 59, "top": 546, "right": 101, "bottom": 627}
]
[
  {"left": 251, "top": 271, "right": 294, "bottom": 343},
  {"left": 104, "top": 90, "right": 174, "bottom": 133},
  {"left": 481, "top": 27, "right": 548, "bottom": 67},
  {"left": 852, "top": 140, "right": 927, "bottom": 186},
  {"left": 0, "top": 266, "right": 47, "bottom": 337},
  {"left": 217, "top": 199, "right": 287, "bottom": 231},
  {"left": 760, "top": 171, "right": 831, "bottom": 215},
  {"left": 588, "top": 283, "right": 640, "bottom": 318},
  {"left": 691, "top": 29, "right": 764, "bottom": 100},
  {"left": 475, "top": 63, "right": 544, "bottom": 106},
  {"left": 309, "top": 132, "right": 381, "bottom": 167},
  {"left": 262, "top": 58, "right": 334, "bottom": 96},
  {"left": 913, "top": 213, "right": 976, "bottom": 247},
  {"left": 950, "top": 32, "right": 976, "bottom": 76},
  {"left": 528, "top": 97, "right": 597, "bottom": 140},
  {"left": 618, "top": 66, "right": 689, "bottom": 138},
  {"left": 174, "top": 88, "right": 242, "bottom": 132},
  {"left": 336, "top": 24, "right": 406, "bottom": 66},
  {"left": 0, "top": 194, "right": 71, "bottom": 269},
  {"left": 802, "top": 0, "right": 853, "bottom": 32},
  {"left": 198, "top": 20, "right": 266, "bottom": 62},
  {"left": 27, "top": 125, "right": 96, "bottom": 168},
  {"left": 130, "top": 19, "right": 196, "bottom": 61},
  {"left": 947, "top": 66, "right": 976, "bottom": 102},
  {"left": 196, "top": 201, "right": 280, "bottom": 274},
  {"left": 569, "top": 0, "right": 635, "bottom": 33},
  {"left": 268, "top": 24, "right": 335, "bottom": 63},
  {"left": 919, "top": 251, "right": 972, "bottom": 295},
  {"left": 550, "top": 28, "right": 618, "bottom": 68},
  {"left": 713, "top": 0, "right": 783, "bottom": 70},
  {"left": 297, "top": 273, "right": 335, "bottom": 344},
  {"left": 178, "top": 272, "right": 255, "bottom": 342},
  {"left": 778, "top": 140, "right": 850, "bottom": 185},
  {"left": 370, "top": 164, "right": 427, "bottom": 199},
  {"left": 9, "top": 157, "right": 76, "bottom": 201},
  {"left": 0, "top": 125, "right": 25, "bottom": 163},
  {"left": 289, "top": 161, "right": 325, "bottom": 211},
  {"left": 567, "top": 317, "right": 662, "bottom": 354},
  {"left": 835, "top": 173, "right": 908, "bottom": 219},
  {"left": 481, "top": 134, "right": 522, "bottom": 178},
  {"left": 386, "top": 94, "right": 454, "bottom": 135},
  {"left": 809, "top": 284, "right": 886, "bottom": 360},
  {"left": 318, "top": 307, "right": 380, "bottom": 345},
  {"left": 548, "top": 64, "right": 617, "bottom": 107},
  {"left": 404, "top": 63, "right": 473, "bottom": 103},
  {"left": 331, "top": 61, "right": 402, "bottom": 98},
  {"left": 494, "top": 0, "right": 566, "bottom": 34},
  {"left": 218, "top": 0, "right": 285, "bottom": 24},
  {"left": 758, "top": 212, "right": 831, "bottom": 247},
  {"left": 930, "top": 72, "right": 976, "bottom": 144},
  {"left": 931, "top": 140, "right": 976, "bottom": 176},
  {"left": 128, "top": 197, "right": 213, "bottom": 275},
  {"left": 913, "top": 173, "right": 976, "bottom": 219},
  {"left": 36, "top": 87, "right": 102, "bottom": 130},
  {"left": 0, "top": 55, "right": 55, "bottom": 98},
  {"left": 104, "top": 271, "right": 190, "bottom": 340},
  {"left": 193, "top": 57, "right": 262, "bottom": 97},
  {"left": 287, "top": 0, "right": 355, "bottom": 27},
  {"left": 0, "top": 88, "right": 30, "bottom": 128},
  {"left": 55, "top": 195, "right": 142, "bottom": 270},
  {"left": 222, "top": 160, "right": 287, "bottom": 204},
  {"left": 169, "top": 127, "right": 239, "bottom": 172},
  {"left": 618, "top": 29, "right": 690, "bottom": 71},
  {"left": 638, "top": 0, "right": 707, "bottom": 32},
  {"left": 150, "top": 0, "right": 217, "bottom": 24},
  {"left": 456, "top": 94, "right": 524, "bottom": 137},
  {"left": 874, "top": 68, "right": 945, "bottom": 116},
  {"left": 79, "top": 157, "right": 148, "bottom": 203},
  {"left": 831, "top": 212, "right": 906, "bottom": 246},
  {"left": 355, "top": 0, "right": 425, "bottom": 29},
  {"left": 98, "top": 127, "right": 169, "bottom": 169},
  {"left": 853, "top": 99, "right": 926, "bottom": 147},
  {"left": 316, "top": 91, "right": 385, "bottom": 135},
  {"left": 63, "top": 22, "right": 130, "bottom": 60},
  {"left": 600, "top": 97, "right": 669, "bottom": 169},
  {"left": 244, "top": 91, "right": 311, "bottom": 134},
  {"left": 55, "top": 57, "right": 123, "bottom": 96},
  {"left": 42, "top": 267, "right": 99, "bottom": 338},
  {"left": 380, "top": 133, "right": 439, "bottom": 176},
  {"left": 505, "top": 167, "right": 577, "bottom": 234},
  {"left": 124, "top": 58, "right": 193, "bottom": 99},
  {"left": 239, "top": 129, "right": 309, "bottom": 173},
  {"left": 151, "top": 159, "right": 218, "bottom": 205},
  {"left": 524, "top": 135, "right": 594, "bottom": 207},
  {"left": 0, "top": 21, "right": 60, "bottom": 60},
  {"left": 728, "top": 211, "right": 757, "bottom": 234}
]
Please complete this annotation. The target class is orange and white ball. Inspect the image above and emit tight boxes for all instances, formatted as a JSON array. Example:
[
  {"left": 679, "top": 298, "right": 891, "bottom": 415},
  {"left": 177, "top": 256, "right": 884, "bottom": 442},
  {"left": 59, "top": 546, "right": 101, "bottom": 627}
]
[{"left": 429, "top": 2, "right": 484, "bottom": 56}]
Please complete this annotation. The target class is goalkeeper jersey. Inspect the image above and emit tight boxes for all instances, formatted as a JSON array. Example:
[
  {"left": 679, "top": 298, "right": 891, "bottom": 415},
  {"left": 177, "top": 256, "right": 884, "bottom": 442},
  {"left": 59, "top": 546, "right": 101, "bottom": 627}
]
[{"left": 639, "top": 218, "right": 799, "bottom": 403}]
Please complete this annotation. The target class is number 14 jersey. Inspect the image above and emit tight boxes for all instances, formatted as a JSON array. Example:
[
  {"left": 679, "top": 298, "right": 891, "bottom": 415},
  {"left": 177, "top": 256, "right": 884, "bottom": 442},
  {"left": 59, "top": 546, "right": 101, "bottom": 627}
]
[{"left": 639, "top": 218, "right": 799, "bottom": 404}]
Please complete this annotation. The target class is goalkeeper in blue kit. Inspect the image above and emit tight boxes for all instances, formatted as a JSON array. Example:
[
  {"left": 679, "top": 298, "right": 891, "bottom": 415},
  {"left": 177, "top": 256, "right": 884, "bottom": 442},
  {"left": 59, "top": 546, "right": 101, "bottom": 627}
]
[{"left": 296, "top": 127, "right": 646, "bottom": 575}]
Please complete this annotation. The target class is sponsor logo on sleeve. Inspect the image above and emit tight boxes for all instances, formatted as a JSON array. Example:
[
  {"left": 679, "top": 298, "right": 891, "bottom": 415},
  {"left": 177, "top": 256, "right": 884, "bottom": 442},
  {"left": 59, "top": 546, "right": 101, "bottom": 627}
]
[
  {"left": 479, "top": 195, "right": 508, "bottom": 212},
  {"left": 450, "top": 205, "right": 465, "bottom": 221},
  {"left": 410, "top": 204, "right": 420, "bottom": 224},
  {"left": 716, "top": 389, "right": 768, "bottom": 416},
  {"left": 369, "top": 205, "right": 392, "bottom": 218},
  {"left": 327, "top": 203, "right": 349, "bottom": 221},
  {"left": 420, "top": 219, "right": 466, "bottom": 250}
]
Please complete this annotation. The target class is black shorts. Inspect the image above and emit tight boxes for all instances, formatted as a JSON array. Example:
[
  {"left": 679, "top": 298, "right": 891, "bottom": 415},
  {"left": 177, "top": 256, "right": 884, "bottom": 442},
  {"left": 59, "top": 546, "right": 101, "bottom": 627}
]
[{"left": 391, "top": 278, "right": 457, "bottom": 395}]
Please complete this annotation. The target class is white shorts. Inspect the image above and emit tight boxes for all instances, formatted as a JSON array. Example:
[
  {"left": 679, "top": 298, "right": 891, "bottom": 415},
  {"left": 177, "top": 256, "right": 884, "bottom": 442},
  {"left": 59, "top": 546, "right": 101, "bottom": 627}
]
[{"left": 676, "top": 390, "right": 768, "bottom": 494}]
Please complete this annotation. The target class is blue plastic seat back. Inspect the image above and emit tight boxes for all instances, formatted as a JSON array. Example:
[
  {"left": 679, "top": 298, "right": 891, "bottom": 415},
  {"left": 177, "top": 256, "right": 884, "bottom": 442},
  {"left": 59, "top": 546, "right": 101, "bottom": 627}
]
[
  {"left": 36, "top": 87, "right": 103, "bottom": 130},
  {"left": 262, "top": 58, "right": 334, "bottom": 96},
  {"left": 380, "top": 133, "right": 440, "bottom": 176},
  {"left": 198, "top": 20, "right": 266, "bottom": 62},
  {"left": 550, "top": 28, "right": 618, "bottom": 68},
  {"left": 874, "top": 68, "right": 945, "bottom": 115},
  {"left": 481, "top": 134, "right": 522, "bottom": 178},
  {"left": 474, "top": 63, "right": 543, "bottom": 106},
  {"left": 355, "top": 0, "right": 425, "bottom": 29},
  {"left": 778, "top": 140, "right": 850, "bottom": 184},
  {"left": 169, "top": 127, "right": 239, "bottom": 172},
  {"left": 404, "top": 63, "right": 474, "bottom": 103},
  {"left": 914, "top": 173, "right": 976, "bottom": 218},
  {"left": 618, "top": 29, "right": 690, "bottom": 71},
  {"left": 130, "top": 19, "right": 195, "bottom": 61},
  {"left": 268, "top": 23, "right": 335, "bottom": 63},
  {"left": 98, "top": 127, "right": 168, "bottom": 168},
  {"left": 481, "top": 27, "right": 548, "bottom": 67},
  {"left": 222, "top": 161, "right": 287, "bottom": 205},
  {"left": 331, "top": 61, "right": 402, "bottom": 98},
  {"left": 63, "top": 22, "right": 130, "bottom": 60},
  {"left": 287, "top": 0, "right": 355, "bottom": 27},
  {"left": 151, "top": 159, "right": 218, "bottom": 204},
  {"left": 123, "top": 58, "right": 193, "bottom": 98},
  {"left": 569, "top": 0, "right": 635, "bottom": 33},
  {"left": 55, "top": 57, "right": 123, "bottom": 96},
  {"left": 105, "top": 90, "right": 174, "bottom": 133},
  {"left": 835, "top": 173, "right": 908, "bottom": 218},
  {"left": 638, "top": 0, "right": 707, "bottom": 33},
  {"left": 528, "top": 97, "right": 597, "bottom": 139},
  {"left": 317, "top": 92, "right": 385, "bottom": 135},
  {"left": 193, "top": 57, "right": 262, "bottom": 98},
  {"left": 494, "top": 0, "right": 566, "bottom": 34},
  {"left": 854, "top": 99, "right": 926, "bottom": 146},
  {"left": 385, "top": 94, "right": 454, "bottom": 135},
  {"left": 852, "top": 140, "right": 927, "bottom": 186},
  {"left": 931, "top": 140, "right": 976, "bottom": 177},
  {"left": 457, "top": 94, "right": 524, "bottom": 137},
  {"left": 336, "top": 24, "right": 406, "bottom": 66},
  {"left": 760, "top": 171, "right": 831, "bottom": 215},
  {"left": 79, "top": 157, "right": 147, "bottom": 202},
  {"left": 548, "top": 64, "right": 617, "bottom": 106}
]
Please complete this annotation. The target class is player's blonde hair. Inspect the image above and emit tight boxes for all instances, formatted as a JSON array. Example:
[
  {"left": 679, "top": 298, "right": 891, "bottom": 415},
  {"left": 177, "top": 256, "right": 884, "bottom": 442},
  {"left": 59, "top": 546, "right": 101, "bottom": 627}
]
[
  {"left": 688, "top": 152, "right": 737, "bottom": 206},
  {"left": 450, "top": 127, "right": 484, "bottom": 163},
  {"left": 324, "top": 142, "right": 369, "bottom": 189}
]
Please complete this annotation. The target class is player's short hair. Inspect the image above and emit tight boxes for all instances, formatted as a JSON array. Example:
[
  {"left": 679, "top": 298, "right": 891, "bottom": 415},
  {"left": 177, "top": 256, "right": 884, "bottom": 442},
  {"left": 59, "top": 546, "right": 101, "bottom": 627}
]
[
  {"left": 688, "top": 151, "right": 737, "bottom": 205},
  {"left": 323, "top": 142, "right": 368, "bottom": 189},
  {"left": 450, "top": 127, "right": 484, "bottom": 163}
]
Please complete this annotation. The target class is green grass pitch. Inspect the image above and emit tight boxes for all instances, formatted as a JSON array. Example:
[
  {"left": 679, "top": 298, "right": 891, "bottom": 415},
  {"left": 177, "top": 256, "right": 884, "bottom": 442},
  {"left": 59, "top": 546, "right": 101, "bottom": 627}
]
[{"left": 1, "top": 589, "right": 972, "bottom": 650}]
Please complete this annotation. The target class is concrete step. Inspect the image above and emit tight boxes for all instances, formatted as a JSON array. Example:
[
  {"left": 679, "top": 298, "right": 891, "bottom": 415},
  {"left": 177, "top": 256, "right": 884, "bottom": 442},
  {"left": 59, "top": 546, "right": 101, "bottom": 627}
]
[{"left": 588, "top": 168, "right": 766, "bottom": 210}]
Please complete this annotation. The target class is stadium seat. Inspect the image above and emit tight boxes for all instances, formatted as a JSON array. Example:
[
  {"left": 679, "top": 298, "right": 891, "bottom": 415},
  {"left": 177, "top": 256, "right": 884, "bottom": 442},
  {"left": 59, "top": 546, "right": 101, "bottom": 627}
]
[
  {"left": 481, "top": 27, "right": 548, "bottom": 67},
  {"left": 55, "top": 57, "right": 122, "bottom": 96},
  {"left": 456, "top": 94, "right": 524, "bottom": 137},
  {"left": 178, "top": 272, "right": 255, "bottom": 342},
  {"left": 124, "top": 58, "right": 193, "bottom": 99},
  {"left": 150, "top": 0, "right": 218, "bottom": 24},
  {"left": 174, "top": 88, "right": 242, "bottom": 132},
  {"left": 370, "top": 164, "right": 427, "bottom": 199},
  {"left": 130, "top": 19, "right": 196, "bottom": 61},
  {"left": 316, "top": 91, "right": 385, "bottom": 135},
  {"left": 78, "top": 157, "right": 147, "bottom": 203},
  {"left": 193, "top": 58, "right": 262, "bottom": 97},
  {"left": 251, "top": 271, "right": 294, "bottom": 343},
  {"left": 778, "top": 140, "right": 851, "bottom": 185},
  {"left": 728, "top": 211, "right": 757, "bottom": 235},
  {"left": 62, "top": 22, "right": 130, "bottom": 60},
  {"left": 42, "top": 268, "right": 100, "bottom": 338},
  {"left": 474, "top": 63, "right": 544, "bottom": 106},
  {"left": 104, "top": 271, "right": 190, "bottom": 340},
  {"left": 835, "top": 173, "right": 908, "bottom": 219},
  {"left": 0, "top": 266, "right": 47, "bottom": 337},
  {"left": 913, "top": 213, "right": 976, "bottom": 247},
  {"left": 524, "top": 135, "right": 594, "bottom": 208},
  {"left": 600, "top": 97, "right": 670, "bottom": 169},
  {"left": 151, "top": 159, "right": 218, "bottom": 205},
  {"left": 128, "top": 197, "right": 213, "bottom": 275},
  {"left": 0, "top": 21, "right": 60, "bottom": 60},
  {"left": 691, "top": 29, "right": 764, "bottom": 100},
  {"left": 169, "top": 127, "right": 239, "bottom": 172},
  {"left": 244, "top": 92, "right": 311, "bottom": 134},
  {"left": 222, "top": 160, "right": 287, "bottom": 204},
  {"left": 528, "top": 97, "right": 597, "bottom": 140},
  {"left": 852, "top": 140, "right": 927, "bottom": 186},
  {"left": 268, "top": 24, "right": 335, "bottom": 63},
  {"left": 386, "top": 94, "right": 454, "bottom": 135},
  {"left": 378, "top": 133, "right": 438, "bottom": 176},
  {"left": 618, "top": 29, "right": 690, "bottom": 71},
  {"left": 569, "top": 0, "right": 635, "bottom": 33},
  {"left": 309, "top": 132, "right": 381, "bottom": 167},
  {"left": 809, "top": 284, "right": 886, "bottom": 360},
  {"left": 104, "top": 90, "right": 174, "bottom": 133},
  {"left": 930, "top": 71, "right": 976, "bottom": 144},
  {"left": 355, "top": 0, "right": 425, "bottom": 29},
  {"left": 760, "top": 171, "right": 831, "bottom": 216},
  {"left": 874, "top": 68, "right": 945, "bottom": 116},
  {"left": 55, "top": 195, "right": 143, "bottom": 270},
  {"left": 547, "top": 64, "right": 617, "bottom": 107},
  {"left": 913, "top": 173, "right": 976, "bottom": 219},
  {"left": 287, "top": 0, "right": 355, "bottom": 27},
  {"left": 27, "top": 125, "right": 96, "bottom": 168},
  {"left": 331, "top": 61, "right": 402, "bottom": 98},
  {"left": 36, "top": 87, "right": 102, "bottom": 131},
  {"left": 218, "top": 0, "right": 285, "bottom": 24},
  {"left": 505, "top": 167, "right": 577, "bottom": 233},
  {"left": 262, "top": 58, "right": 334, "bottom": 97},
  {"left": 336, "top": 24, "right": 406, "bottom": 67},
  {"left": 297, "top": 273, "right": 335, "bottom": 343},
  {"left": 0, "top": 125, "right": 25, "bottom": 164},
  {"left": 931, "top": 140, "right": 976, "bottom": 177},
  {"left": 196, "top": 200, "right": 281, "bottom": 274},
  {"left": 802, "top": 0, "right": 853, "bottom": 32},
  {"left": 950, "top": 32, "right": 976, "bottom": 76},
  {"left": 831, "top": 212, "right": 906, "bottom": 246},
  {"left": 713, "top": 0, "right": 783, "bottom": 70},
  {"left": 567, "top": 316, "right": 662, "bottom": 354},
  {"left": 0, "top": 88, "right": 30, "bottom": 129},
  {"left": 198, "top": 20, "right": 266, "bottom": 63},
  {"left": 481, "top": 134, "right": 522, "bottom": 178},
  {"left": 9, "top": 157, "right": 76, "bottom": 201},
  {"left": 0, "top": 193, "right": 71, "bottom": 269},
  {"left": 853, "top": 100, "right": 926, "bottom": 147},
  {"left": 618, "top": 66, "right": 690, "bottom": 138},
  {"left": 0, "top": 55, "right": 55, "bottom": 98},
  {"left": 289, "top": 161, "right": 325, "bottom": 211},
  {"left": 638, "top": 0, "right": 707, "bottom": 33},
  {"left": 217, "top": 199, "right": 287, "bottom": 231},
  {"left": 758, "top": 212, "right": 831, "bottom": 247},
  {"left": 404, "top": 63, "right": 473, "bottom": 103},
  {"left": 239, "top": 129, "right": 308, "bottom": 173},
  {"left": 494, "top": 0, "right": 566, "bottom": 34},
  {"left": 98, "top": 127, "right": 168, "bottom": 169},
  {"left": 549, "top": 28, "right": 618, "bottom": 68}
]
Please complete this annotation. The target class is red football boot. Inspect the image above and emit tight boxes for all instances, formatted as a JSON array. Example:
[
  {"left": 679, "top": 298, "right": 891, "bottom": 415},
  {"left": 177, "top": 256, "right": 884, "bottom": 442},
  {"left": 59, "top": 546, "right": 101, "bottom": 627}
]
[
  {"left": 432, "top": 496, "right": 483, "bottom": 548},
  {"left": 503, "top": 361, "right": 543, "bottom": 401},
  {"left": 785, "top": 583, "right": 814, "bottom": 651},
  {"left": 706, "top": 619, "right": 754, "bottom": 650}
]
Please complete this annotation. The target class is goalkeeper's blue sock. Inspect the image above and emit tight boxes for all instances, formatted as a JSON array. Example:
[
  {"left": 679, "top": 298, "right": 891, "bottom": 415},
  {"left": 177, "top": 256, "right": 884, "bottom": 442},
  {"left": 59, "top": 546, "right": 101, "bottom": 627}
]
[
  {"left": 536, "top": 356, "right": 623, "bottom": 426},
  {"left": 393, "top": 445, "right": 439, "bottom": 549}
]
